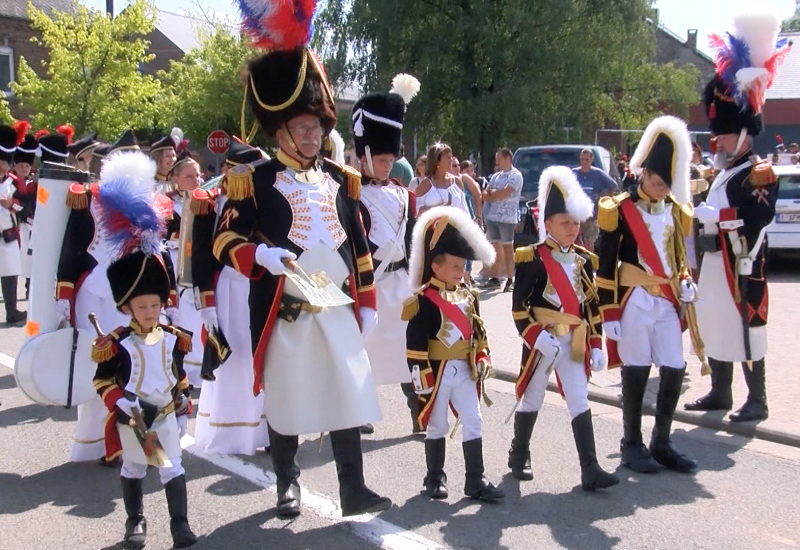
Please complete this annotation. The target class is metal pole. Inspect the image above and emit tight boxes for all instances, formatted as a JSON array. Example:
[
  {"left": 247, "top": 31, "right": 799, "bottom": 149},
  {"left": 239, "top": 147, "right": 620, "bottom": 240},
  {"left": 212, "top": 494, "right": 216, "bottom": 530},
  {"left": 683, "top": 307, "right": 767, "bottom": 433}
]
[{"left": 106, "top": 0, "right": 113, "bottom": 17}]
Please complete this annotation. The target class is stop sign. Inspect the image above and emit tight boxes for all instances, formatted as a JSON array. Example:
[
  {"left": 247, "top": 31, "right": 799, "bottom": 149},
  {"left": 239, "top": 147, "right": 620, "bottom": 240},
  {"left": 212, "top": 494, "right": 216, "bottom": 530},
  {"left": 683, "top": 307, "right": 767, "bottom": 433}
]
[{"left": 207, "top": 130, "right": 230, "bottom": 155}]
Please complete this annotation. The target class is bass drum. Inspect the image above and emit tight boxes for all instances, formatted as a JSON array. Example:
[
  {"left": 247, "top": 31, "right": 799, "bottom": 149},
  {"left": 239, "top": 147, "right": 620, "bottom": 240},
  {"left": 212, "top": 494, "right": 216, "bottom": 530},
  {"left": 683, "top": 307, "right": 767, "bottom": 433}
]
[{"left": 15, "top": 327, "right": 97, "bottom": 407}]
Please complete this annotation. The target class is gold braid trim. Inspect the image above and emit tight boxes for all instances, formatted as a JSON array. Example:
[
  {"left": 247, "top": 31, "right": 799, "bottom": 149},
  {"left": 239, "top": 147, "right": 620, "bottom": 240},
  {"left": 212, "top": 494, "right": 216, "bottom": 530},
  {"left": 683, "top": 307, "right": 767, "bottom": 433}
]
[
  {"left": 91, "top": 330, "right": 122, "bottom": 363},
  {"left": 189, "top": 193, "right": 212, "bottom": 216},
  {"left": 225, "top": 166, "right": 255, "bottom": 200},
  {"left": 514, "top": 245, "right": 535, "bottom": 263},
  {"left": 597, "top": 193, "right": 627, "bottom": 232},
  {"left": 326, "top": 159, "right": 362, "bottom": 199},
  {"left": 574, "top": 245, "right": 599, "bottom": 270}
]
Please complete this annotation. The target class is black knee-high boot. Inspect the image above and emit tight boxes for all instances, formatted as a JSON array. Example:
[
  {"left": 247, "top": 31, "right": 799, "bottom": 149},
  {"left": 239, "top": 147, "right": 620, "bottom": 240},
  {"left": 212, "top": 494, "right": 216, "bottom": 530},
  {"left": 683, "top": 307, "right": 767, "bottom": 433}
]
[
  {"left": 729, "top": 359, "right": 768, "bottom": 422},
  {"left": 164, "top": 475, "right": 197, "bottom": 548},
  {"left": 571, "top": 410, "right": 619, "bottom": 491},
  {"left": 462, "top": 438, "right": 504, "bottom": 501},
  {"left": 620, "top": 365, "right": 659, "bottom": 473},
  {"left": 267, "top": 423, "right": 301, "bottom": 519},
  {"left": 649, "top": 367, "right": 697, "bottom": 473},
  {"left": 401, "top": 382, "right": 423, "bottom": 433},
  {"left": 507, "top": 411, "right": 537, "bottom": 480},
  {"left": 120, "top": 477, "right": 146, "bottom": 549},
  {"left": 684, "top": 358, "right": 733, "bottom": 411},
  {"left": 1, "top": 276, "right": 25, "bottom": 324},
  {"left": 330, "top": 427, "right": 392, "bottom": 516},
  {"left": 423, "top": 437, "right": 448, "bottom": 499}
]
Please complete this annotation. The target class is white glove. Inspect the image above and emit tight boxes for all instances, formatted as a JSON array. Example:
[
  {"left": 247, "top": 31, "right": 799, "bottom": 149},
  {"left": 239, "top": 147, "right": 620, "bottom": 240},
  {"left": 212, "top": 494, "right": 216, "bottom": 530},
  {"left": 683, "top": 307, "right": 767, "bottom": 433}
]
[
  {"left": 603, "top": 321, "right": 622, "bottom": 342},
  {"left": 115, "top": 396, "right": 140, "bottom": 417},
  {"left": 177, "top": 414, "right": 188, "bottom": 438},
  {"left": 590, "top": 348, "right": 607, "bottom": 372},
  {"left": 165, "top": 307, "right": 180, "bottom": 327},
  {"left": 254, "top": 243, "right": 297, "bottom": 276},
  {"left": 55, "top": 299, "right": 71, "bottom": 325},
  {"left": 359, "top": 307, "right": 378, "bottom": 337},
  {"left": 680, "top": 279, "right": 698, "bottom": 303},
  {"left": 534, "top": 331, "right": 559, "bottom": 358},
  {"left": 694, "top": 202, "right": 719, "bottom": 224},
  {"left": 199, "top": 306, "right": 218, "bottom": 331}
]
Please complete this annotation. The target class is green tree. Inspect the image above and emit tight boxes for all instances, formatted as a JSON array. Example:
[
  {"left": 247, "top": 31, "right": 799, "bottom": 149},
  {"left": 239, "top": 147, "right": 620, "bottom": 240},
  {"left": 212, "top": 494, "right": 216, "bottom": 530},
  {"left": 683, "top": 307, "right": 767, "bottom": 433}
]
[
  {"left": 157, "top": 24, "right": 257, "bottom": 145},
  {"left": 315, "top": 0, "right": 699, "bottom": 170},
  {"left": 782, "top": 6, "right": 800, "bottom": 32},
  {"left": 11, "top": 0, "right": 162, "bottom": 138},
  {"left": 0, "top": 95, "right": 12, "bottom": 125}
]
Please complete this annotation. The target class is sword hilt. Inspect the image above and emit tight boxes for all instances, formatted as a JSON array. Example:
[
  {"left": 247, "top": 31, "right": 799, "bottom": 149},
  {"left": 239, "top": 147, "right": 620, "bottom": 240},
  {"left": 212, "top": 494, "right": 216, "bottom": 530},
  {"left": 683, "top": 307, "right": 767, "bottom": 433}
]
[{"left": 88, "top": 313, "right": 104, "bottom": 338}]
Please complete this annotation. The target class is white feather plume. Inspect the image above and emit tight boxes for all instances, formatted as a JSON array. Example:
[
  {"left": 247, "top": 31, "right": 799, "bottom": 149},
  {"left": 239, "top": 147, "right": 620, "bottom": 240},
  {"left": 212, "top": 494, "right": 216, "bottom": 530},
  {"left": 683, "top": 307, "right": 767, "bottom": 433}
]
[
  {"left": 409, "top": 205, "right": 495, "bottom": 290},
  {"left": 732, "top": 9, "right": 781, "bottom": 68},
  {"left": 629, "top": 115, "right": 692, "bottom": 206},
  {"left": 389, "top": 73, "right": 421, "bottom": 105},
  {"left": 327, "top": 129, "right": 345, "bottom": 164},
  {"left": 100, "top": 150, "right": 157, "bottom": 190},
  {"left": 536, "top": 166, "right": 594, "bottom": 239}
]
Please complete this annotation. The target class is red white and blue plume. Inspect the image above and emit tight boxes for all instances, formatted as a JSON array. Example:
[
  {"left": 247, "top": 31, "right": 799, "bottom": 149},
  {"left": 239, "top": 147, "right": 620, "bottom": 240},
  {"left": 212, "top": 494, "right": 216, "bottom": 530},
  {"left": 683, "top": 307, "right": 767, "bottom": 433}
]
[
  {"left": 96, "top": 151, "right": 165, "bottom": 259},
  {"left": 237, "top": 0, "right": 318, "bottom": 50},
  {"left": 708, "top": 9, "right": 792, "bottom": 114}
]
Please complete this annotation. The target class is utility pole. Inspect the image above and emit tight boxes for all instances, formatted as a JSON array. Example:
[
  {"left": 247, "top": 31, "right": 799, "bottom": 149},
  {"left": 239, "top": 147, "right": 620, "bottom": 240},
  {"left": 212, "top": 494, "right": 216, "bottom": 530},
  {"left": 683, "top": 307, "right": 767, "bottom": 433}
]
[{"left": 106, "top": 0, "right": 113, "bottom": 17}]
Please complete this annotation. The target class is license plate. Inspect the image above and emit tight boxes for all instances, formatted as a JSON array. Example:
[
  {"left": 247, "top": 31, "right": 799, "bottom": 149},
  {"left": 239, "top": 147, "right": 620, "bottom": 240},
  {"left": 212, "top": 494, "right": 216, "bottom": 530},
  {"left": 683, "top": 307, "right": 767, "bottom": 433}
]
[{"left": 777, "top": 213, "right": 800, "bottom": 223}]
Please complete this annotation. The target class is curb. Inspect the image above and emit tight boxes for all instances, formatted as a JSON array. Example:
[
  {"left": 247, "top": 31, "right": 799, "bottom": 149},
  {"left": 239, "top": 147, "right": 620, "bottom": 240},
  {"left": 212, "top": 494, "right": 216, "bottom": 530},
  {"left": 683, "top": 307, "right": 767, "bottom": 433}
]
[{"left": 493, "top": 369, "right": 800, "bottom": 449}]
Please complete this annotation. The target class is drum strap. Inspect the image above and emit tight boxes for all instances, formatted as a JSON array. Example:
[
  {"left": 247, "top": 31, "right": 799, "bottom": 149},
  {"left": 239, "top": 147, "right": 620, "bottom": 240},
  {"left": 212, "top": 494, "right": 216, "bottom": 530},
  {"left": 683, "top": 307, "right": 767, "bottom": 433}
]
[{"left": 65, "top": 327, "right": 79, "bottom": 409}]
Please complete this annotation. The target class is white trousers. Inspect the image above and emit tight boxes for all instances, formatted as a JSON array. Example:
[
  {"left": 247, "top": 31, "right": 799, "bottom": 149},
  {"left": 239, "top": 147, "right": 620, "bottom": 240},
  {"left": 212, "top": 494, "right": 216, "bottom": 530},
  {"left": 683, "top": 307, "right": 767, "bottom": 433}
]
[
  {"left": 618, "top": 287, "right": 685, "bottom": 370},
  {"left": 426, "top": 359, "right": 482, "bottom": 442},
  {"left": 518, "top": 333, "right": 589, "bottom": 419},
  {"left": 121, "top": 456, "right": 184, "bottom": 485}
]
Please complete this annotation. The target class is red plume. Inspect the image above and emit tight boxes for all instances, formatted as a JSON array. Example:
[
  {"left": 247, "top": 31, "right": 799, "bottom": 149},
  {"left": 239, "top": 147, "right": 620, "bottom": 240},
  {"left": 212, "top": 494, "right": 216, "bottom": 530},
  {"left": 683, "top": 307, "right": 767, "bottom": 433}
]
[
  {"left": 57, "top": 124, "right": 75, "bottom": 144},
  {"left": 776, "top": 134, "right": 784, "bottom": 144},
  {"left": 177, "top": 138, "right": 189, "bottom": 153},
  {"left": 12, "top": 121, "right": 31, "bottom": 145},
  {"left": 35, "top": 129, "right": 50, "bottom": 140}
]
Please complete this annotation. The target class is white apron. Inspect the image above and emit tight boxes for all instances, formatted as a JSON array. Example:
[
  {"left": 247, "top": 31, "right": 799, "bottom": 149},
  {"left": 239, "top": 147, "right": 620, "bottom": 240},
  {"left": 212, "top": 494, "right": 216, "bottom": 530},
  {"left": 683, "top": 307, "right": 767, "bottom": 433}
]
[
  {"left": 0, "top": 178, "right": 21, "bottom": 277},
  {"left": 117, "top": 330, "right": 182, "bottom": 464},
  {"left": 18, "top": 221, "right": 32, "bottom": 278},
  {"left": 195, "top": 266, "right": 268, "bottom": 455},
  {"left": 695, "top": 163, "right": 767, "bottom": 361},
  {"left": 263, "top": 242, "right": 382, "bottom": 435}
]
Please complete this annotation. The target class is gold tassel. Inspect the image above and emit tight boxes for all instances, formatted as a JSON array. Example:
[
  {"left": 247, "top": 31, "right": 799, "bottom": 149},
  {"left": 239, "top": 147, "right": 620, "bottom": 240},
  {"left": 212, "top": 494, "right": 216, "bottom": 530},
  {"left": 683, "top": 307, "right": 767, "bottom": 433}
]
[
  {"left": 91, "top": 340, "right": 116, "bottom": 363},
  {"left": 597, "top": 195, "right": 622, "bottom": 232},
  {"left": 676, "top": 202, "right": 694, "bottom": 237},
  {"left": 224, "top": 166, "right": 255, "bottom": 200},
  {"left": 514, "top": 245, "right": 535, "bottom": 264},
  {"left": 343, "top": 165, "right": 362, "bottom": 200},
  {"left": 189, "top": 194, "right": 211, "bottom": 216},
  {"left": 66, "top": 184, "right": 88, "bottom": 210}
]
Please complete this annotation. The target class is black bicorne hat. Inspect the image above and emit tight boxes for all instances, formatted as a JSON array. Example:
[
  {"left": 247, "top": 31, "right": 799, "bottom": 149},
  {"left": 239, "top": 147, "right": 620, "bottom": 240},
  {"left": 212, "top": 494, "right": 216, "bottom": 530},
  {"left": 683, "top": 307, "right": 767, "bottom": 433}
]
[
  {"left": 68, "top": 132, "right": 100, "bottom": 159},
  {"left": 150, "top": 135, "right": 176, "bottom": 155},
  {"left": 226, "top": 138, "right": 262, "bottom": 166},
  {"left": 108, "top": 129, "right": 140, "bottom": 156}
]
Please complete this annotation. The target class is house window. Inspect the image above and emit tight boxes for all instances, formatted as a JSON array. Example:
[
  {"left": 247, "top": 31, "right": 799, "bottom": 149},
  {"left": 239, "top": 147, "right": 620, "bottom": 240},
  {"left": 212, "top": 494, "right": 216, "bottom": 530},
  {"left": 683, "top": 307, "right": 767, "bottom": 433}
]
[{"left": 0, "top": 46, "right": 14, "bottom": 96}]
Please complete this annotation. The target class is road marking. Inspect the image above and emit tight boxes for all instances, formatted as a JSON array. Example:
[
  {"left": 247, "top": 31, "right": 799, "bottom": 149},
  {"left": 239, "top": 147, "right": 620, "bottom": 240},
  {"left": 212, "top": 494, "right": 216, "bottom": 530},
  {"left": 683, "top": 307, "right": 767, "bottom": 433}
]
[
  {"left": 182, "top": 436, "right": 444, "bottom": 550},
  {"left": 0, "top": 354, "right": 442, "bottom": 549}
]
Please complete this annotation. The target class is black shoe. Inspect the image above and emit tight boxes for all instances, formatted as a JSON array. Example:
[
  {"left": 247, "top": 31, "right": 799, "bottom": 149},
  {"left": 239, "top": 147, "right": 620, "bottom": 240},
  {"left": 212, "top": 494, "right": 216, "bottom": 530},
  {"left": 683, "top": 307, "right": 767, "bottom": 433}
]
[
  {"left": 360, "top": 423, "right": 374, "bottom": 435},
  {"left": 481, "top": 277, "right": 501, "bottom": 289},
  {"left": 164, "top": 475, "right": 197, "bottom": 548},
  {"left": 121, "top": 477, "right": 146, "bottom": 549},
  {"left": 649, "top": 367, "right": 697, "bottom": 473},
  {"left": 463, "top": 438, "right": 504, "bottom": 501},
  {"left": 424, "top": 438, "right": 448, "bottom": 499},
  {"left": 571, "top": 410, "right": 619, "bottom": 491},
  {"left": 276, "top": 481, "right": 301, "bottom": 519},
  {"left": 621, "top": 441, "right": 660, "bottom": 473},
  {"left": 684, "top": 359, "right": 733, "bottom": 411},
  {"left": 331, "top": 428, "right": 392, "bottom": 516},
  {"left": 99, "top": 456, "right": 121, "bottom": 468},
  {"left": 508, "top": 411, "right": 537, "bottom": 481},
  {"left": 6, "top": 309, "right": 26, "bottom": 325},
  {"left": 503, "top": 278, "right": 514, "bottom": 292},
  {"left": 729, "top": 360, "right": 768, "bottom": 422}
]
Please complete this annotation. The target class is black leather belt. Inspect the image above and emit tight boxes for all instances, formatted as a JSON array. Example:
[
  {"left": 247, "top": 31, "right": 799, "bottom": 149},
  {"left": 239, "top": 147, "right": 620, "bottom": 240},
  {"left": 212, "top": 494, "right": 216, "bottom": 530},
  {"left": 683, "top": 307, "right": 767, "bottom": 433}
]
[
  {"left": 696, "top": 234, "right": 721, "bottom": 253},
  {"left": 374, "top": 259, "right": 408, "bottom": 273}
]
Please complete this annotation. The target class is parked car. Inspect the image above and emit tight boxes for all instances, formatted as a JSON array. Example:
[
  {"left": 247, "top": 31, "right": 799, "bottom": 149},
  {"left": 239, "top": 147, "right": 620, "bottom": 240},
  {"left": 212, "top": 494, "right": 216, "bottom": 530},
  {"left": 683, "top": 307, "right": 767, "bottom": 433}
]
[
  {"left": 766, "top": 164, "right": 800, "bottom": 253},
  {"left": 511, "top": 145, "right": 619, "bottom": 246}
]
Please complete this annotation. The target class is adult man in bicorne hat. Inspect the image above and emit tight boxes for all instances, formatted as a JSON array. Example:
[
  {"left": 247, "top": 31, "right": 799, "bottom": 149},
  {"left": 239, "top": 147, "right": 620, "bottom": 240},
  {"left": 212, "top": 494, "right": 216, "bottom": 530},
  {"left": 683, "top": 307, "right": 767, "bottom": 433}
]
[
  {"left": 212, "top": 1, "right": 390, "bottom": 518},
  {"left": 684, "top": 12, "right": 791, "bottom": 422}
]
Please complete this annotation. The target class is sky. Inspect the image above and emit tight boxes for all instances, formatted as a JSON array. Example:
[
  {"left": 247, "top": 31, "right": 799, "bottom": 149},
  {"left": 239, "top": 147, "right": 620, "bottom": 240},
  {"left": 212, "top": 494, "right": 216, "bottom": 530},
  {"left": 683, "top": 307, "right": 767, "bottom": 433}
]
[{"left": 86, "top": 0, "right": 798, "bottom": 56}]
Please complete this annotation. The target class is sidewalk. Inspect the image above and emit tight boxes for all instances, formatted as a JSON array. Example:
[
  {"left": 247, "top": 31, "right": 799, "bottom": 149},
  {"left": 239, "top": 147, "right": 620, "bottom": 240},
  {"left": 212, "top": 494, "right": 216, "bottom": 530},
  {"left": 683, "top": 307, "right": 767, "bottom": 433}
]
[{"left": 479, "top": 277, "right": 800, "bottom": 449}]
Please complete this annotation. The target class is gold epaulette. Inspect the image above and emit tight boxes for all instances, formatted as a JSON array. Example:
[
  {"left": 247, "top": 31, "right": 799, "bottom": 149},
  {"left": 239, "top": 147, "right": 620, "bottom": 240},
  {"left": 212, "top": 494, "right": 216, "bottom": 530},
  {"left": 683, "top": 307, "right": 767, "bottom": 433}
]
[
  {"left": 750, "top": 160, "right": 777, "bottom": 187},
  {"left": 189, "top": 189, "right": 213, "bottom": 216},
  {"left": 225, "top": 164, "right": 255, "bottom": 200},
  {"left": 91, "top": 327, "right": 124, "bottom": 363},
  {"left": 401, "top": 295, "right": 420, "bottom": 321},
  {"left": 326, "top": 159, "right": 362, "bottom": 199},
  {"left": 514, "top": 245, "right": 535, "bottom": 264},
  {"left": 597, "top": 192, "right": 629, "bottom": 232},
  {"left": 163, "top": 325, "right": 193, "bottom": 353},
  {"left": 66, "top": 183, "right": 89, "bottom": 210},
  {"left": 671, "top": 199, "right": 694, "bottom": 237},
  {"left": 573, "top": 244, "right": 599, "bottom": 270}
]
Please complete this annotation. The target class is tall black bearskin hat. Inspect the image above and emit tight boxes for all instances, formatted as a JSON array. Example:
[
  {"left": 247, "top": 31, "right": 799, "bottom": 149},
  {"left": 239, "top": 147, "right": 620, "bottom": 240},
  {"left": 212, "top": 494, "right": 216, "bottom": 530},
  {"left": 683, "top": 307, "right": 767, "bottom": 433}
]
[
  {"left": 14, "top": 133, "right": 37, "bottom": 166},
  {"left": 409, "top": 205, "right": 496, "bottom": 289},
  {"left": 168, "top": 150, "right": 196, "bottom": 178},
  {"left": 236, "top": 0, "right": 337, "bottom": 138},
  {"left": 536, "top": 166, "right": 594, "bottom": 238},
  {"left": 704, "top": 10, "right": 791, "bottom": 137},
  {"left": 68, "top": 132, "right": 100, "bottom": 159},
  {"left": 95, "top": 150, "right": 169, "bottom": 309},
  {"left": 352, "top": 73, "right": 420, "bottom": 158},
  {"left": 226, "top": 137, "right": 262, "bottom": 166},
  {"left": 629, "top": 115, "right": 692, "bottom": 205},
  {"left": 107, "top": 129, "right": 140, "bottom": 156},
  {"left": 0, "top": 125, "right": 16, "bottom": 163},
  {"left": 38, "top": 125, "right": 74, "bottom": 164}
]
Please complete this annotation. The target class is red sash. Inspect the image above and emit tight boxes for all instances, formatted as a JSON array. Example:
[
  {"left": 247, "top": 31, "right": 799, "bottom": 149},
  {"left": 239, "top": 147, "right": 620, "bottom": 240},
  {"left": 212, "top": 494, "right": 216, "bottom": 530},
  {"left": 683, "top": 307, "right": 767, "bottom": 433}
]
[
  {"left": 423, "top": 287, "right": 473, "bottom": 340},
  {"left": 618, "top": 199, "right": 678, "bottom": 306},
  {"left": 538, "top": 245, "right": 580, "bottom": 316}
]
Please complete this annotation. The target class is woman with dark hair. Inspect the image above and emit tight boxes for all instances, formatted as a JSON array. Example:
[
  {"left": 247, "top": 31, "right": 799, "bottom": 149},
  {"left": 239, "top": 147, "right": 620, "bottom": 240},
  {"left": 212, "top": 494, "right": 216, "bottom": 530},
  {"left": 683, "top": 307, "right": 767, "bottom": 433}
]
[{"left": 414, "top": 143, "right": 469, "bottom": 215}]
